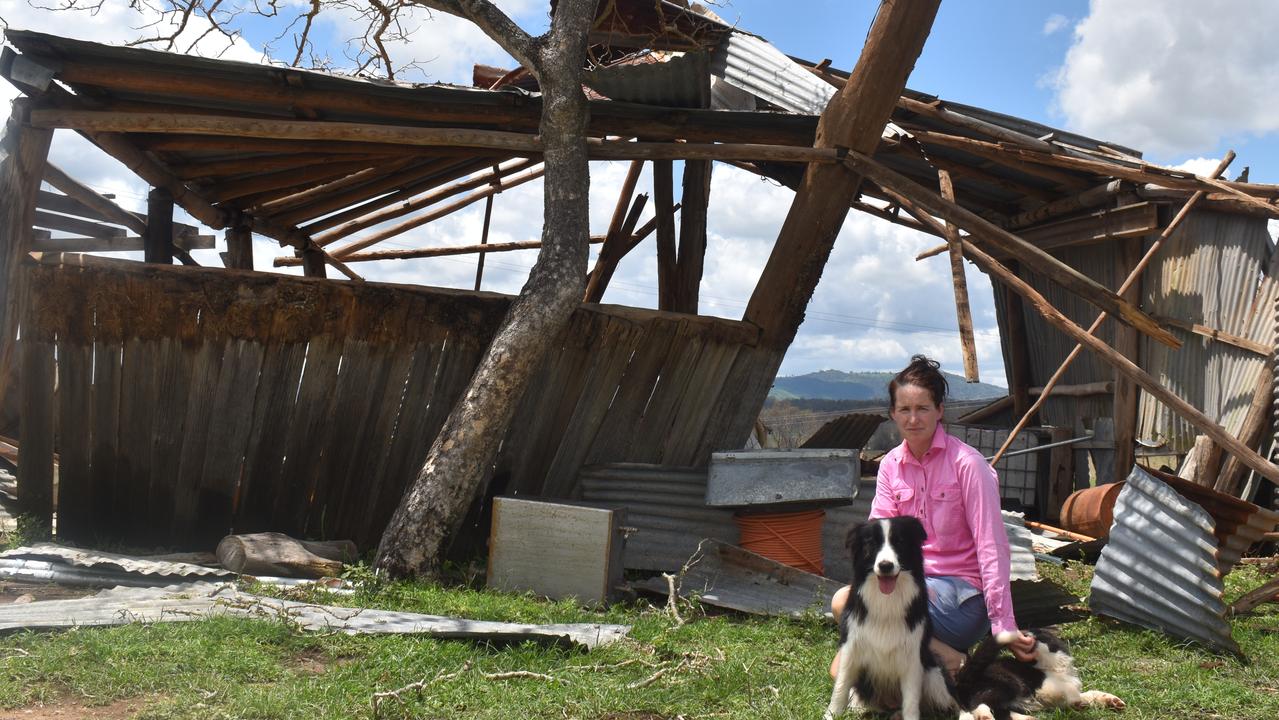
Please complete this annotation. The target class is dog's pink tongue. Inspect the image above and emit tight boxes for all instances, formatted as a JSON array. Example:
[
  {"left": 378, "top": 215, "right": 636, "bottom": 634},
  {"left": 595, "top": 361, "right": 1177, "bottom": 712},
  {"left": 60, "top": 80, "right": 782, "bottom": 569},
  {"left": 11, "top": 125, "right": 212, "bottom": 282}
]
[{"left": 877, "top": 575, "right": 897, "bottom": 595}]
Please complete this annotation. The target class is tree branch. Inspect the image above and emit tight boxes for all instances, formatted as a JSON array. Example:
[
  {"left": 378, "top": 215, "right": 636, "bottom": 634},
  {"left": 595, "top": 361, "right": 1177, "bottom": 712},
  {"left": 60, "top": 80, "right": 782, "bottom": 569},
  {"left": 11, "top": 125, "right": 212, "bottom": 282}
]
[{"left": 410, "top": 0, "right": 538, "bottom": 71}]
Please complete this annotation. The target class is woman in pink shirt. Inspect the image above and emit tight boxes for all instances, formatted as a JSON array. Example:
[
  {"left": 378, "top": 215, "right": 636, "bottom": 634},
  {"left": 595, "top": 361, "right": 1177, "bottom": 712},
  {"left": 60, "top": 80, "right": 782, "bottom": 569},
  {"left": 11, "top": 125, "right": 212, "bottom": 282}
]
[{"left": 830, "top": 355, "right": 1036, "bottom": 677}]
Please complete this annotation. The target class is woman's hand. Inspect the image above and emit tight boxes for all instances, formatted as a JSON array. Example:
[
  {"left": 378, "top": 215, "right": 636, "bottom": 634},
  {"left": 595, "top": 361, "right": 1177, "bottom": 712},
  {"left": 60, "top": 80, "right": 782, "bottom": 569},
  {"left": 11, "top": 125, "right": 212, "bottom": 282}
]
[{"left": 1008, "top": 632, "right": 1038, "bottom": 662}]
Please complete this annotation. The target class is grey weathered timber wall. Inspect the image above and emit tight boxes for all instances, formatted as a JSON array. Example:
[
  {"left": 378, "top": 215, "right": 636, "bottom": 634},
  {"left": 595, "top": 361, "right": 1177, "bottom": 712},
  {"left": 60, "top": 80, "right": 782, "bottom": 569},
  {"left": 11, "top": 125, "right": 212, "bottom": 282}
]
[{"left": 20, "top": 255, "right": 761, "bottom": 550}]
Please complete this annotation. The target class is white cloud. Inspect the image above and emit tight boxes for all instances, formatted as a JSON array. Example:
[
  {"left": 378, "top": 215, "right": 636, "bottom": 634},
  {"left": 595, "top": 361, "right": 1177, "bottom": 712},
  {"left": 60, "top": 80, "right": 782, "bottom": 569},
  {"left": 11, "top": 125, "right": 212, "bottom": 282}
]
[
  {"left": 1042, "top": 13, "right": 1069, "bottom": 36},
  {"left": 1051, "top": 0, "right": 1279, "bottom": 157}
]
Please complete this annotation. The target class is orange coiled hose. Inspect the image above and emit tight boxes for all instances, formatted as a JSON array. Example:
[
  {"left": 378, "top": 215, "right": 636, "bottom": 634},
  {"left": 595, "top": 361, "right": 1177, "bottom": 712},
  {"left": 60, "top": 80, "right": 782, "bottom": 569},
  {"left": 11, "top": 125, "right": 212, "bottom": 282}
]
[{"left": 734, "top": 509, "right": 826, "bottom": 575}]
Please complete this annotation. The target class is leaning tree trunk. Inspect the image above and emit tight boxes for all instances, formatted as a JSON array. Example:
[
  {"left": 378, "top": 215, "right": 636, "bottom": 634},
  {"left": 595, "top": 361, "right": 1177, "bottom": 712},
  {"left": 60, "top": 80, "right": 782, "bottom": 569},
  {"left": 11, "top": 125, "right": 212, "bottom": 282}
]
[{"left": 374, "top": 1, "right": 595, "bottom": 578}]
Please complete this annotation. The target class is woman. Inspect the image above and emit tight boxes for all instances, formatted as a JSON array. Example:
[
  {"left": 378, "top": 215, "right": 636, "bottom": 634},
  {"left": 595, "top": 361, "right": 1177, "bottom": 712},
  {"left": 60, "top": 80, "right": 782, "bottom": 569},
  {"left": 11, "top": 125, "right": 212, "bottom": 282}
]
[{"left": 830, "top": 355, "right": 1035, "bottom": 678}]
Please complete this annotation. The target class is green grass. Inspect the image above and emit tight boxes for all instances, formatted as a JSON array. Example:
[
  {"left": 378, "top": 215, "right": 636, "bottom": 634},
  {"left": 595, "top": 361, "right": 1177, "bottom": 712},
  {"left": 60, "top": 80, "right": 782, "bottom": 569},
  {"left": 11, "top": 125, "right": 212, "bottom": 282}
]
[{"left": 0, "top": 561, "right": 1275, "bottom": 719}]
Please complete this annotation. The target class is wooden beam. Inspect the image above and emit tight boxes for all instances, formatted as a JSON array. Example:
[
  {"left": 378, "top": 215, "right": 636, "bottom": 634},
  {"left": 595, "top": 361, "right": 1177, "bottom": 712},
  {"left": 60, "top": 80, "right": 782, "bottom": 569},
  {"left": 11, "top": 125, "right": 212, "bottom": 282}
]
[
  {"left": 32, "top": 209, "right": 125, "bottom": 238},
  {"left": 32, "top": 233, "right": 215, "bottom": 252},
  {"left": 1153, "top": 314, "right": 1271, "bottom": 357},
  {"left": 1215, "top": 368, "right": 1274, "bottom": 496},
  {"left": 848, "top": 151, "right": 1180, "bottom": 348},
  {"left": 744, "top": 0, "right": 942, "bottom": 346},
  {"left": 1000, "top": 271, "right": 1035, "bottom": 422},
  {"left": 30, "top": 110, "right": 844, "bottom": 164},
  {"left": 290, "top": 235, "right": 608, "bottom": 264},
  {"left": 938, "top": 169, "right": 979, "bottom": 382},
  {"left": 1113, "top": 234, "right": 1141, "bottom": 484},
  {"left": 42, "top": 163, "right": 148, "bottom": 234},
  {"left": 673, "top": 159, "right": 710, "bottom": 314},
  {"left": 916, "top": 201, "right": 1160, "bottom": 260},
  {"left": 144, "top": 187, "right": 175, "bottom": 264},
  {"left": 584, "top": 160, "right": 645, "bottom": 303},
  {"left": 584, "top": 192, "right": 647, "bottom": 303},
  {"left": 653, "top": 159, "right": 678, "bottom": 312},
  {"left": 0, "top": 99, "right": 53, "bottom": 455},
  {"left": 300, "top": 244, "right": 327, "bottom": 278},
  {"left": 225, "top": 224, "right": 253, "bottom": 270},
  {"left": 203, "top": 159, "right": 383, "bottom": 204},
  {"left": 286, "top": 158, "right": 486, "bottom": 231},
  {"left": 1008, "top": 181, "right": 1125, "bottom": 229},
  {"left": 172, "top": 153, "right": 390, "bottom": 180},
  {"left": 315, "top": 158, "right": 539, "bottom": 247},
  {"left": 1029, "top": 381, "right": 1114, "bottom": 397},
  {"left": 327, "top": 166, "right": 546, "bottom": 258}
]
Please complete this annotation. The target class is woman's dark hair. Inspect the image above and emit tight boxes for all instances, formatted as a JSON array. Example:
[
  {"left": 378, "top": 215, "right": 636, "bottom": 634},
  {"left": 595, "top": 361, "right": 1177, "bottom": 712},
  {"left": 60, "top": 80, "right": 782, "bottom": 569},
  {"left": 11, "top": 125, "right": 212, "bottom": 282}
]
[{"left": 889, "top": 354, "right": 948, "bottom": 408}]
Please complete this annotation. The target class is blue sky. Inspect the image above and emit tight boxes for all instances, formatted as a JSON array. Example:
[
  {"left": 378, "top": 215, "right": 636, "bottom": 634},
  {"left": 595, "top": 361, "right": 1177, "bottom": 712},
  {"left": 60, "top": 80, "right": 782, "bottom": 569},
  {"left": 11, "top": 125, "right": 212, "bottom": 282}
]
[{"left": 4, "top": 1, "right": 1277, "bottom": 386}]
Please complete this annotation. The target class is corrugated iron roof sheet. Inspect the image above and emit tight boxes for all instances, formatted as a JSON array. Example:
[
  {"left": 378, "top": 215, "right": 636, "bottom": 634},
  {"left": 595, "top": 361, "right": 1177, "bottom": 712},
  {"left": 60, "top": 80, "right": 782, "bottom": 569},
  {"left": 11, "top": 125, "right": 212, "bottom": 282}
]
[
  {"left": 1089, "top": 465, "right": 1241, "bottom": 655},
  {"left": 0, "top": 582, "right": 629, "bottom": 649},
  {"left": 578, "top": 464, "right": 737, "bottom": 572},
  {"left": 1, "top": 543, "right": 234, "bottom": 578},
  {"left": 801, "top": 413, "right": 887, "bottom": 451},
  {"left": 1141, "top": 466, "right": 1279, "bottom": 573},
  {"left": 710, "top": 32, "right": 834, "bottom": 115}
]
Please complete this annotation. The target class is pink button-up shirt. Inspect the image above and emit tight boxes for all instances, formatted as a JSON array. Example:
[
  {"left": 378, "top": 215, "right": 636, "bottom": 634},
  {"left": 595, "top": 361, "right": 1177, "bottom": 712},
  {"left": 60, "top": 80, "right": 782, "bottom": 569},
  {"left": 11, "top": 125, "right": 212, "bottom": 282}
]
[{"left": 869, "top": 424, "right": 1019, "bottom": 636}]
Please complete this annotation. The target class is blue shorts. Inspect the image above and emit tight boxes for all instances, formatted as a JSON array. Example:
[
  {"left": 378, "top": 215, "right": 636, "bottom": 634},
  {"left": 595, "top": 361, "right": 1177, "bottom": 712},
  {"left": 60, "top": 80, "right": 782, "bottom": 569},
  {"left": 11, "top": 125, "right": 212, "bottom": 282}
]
[{"left": 926, "top": 576, "right": 990, "bottom": 651}]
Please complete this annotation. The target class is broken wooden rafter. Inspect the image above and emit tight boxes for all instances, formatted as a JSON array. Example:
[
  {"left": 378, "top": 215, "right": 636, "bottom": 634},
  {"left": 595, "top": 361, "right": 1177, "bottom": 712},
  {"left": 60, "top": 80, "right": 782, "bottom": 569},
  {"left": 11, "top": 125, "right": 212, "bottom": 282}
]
[
  {"left": 42, "top": 163, "right": 147, "bottom": 235},
  {"left": 325, "top": 165, "right": 546, "bottom": 259},
  {"left": 585, "top": 160, "right": 646, "bottom": 303},
  {"left": 916, "top": 201, "right": 1159, "bottom": 260},
  {"left": 1153, "top": 315, "right": 1271, "bottom": 357},
  {"left": 286, "top": 158, "right": 488, "bottom": 232},
  {"left": 171, "top": 153, "right": 393, "bottom": 180},
  {"left": 845, "top": 150, "right": 1181, "bottom": 349},
  {"left": 938, "top": 169, "right": 979, "bottom": 382},
  {"left": 251, "top": 156, "right": 420, "bottom": 216},
  {"left": 32, "top": 233, "right": 215, "bottom": 253},
  {"left": 204, "top": 158, "right": 386, "bottom": 204},
  {"left": 33, "top": 209, "right": 125, "bottom": 238},
  {"left": 314, "top": 158, "right": 540, "bottom": 248},
  {"left": 287, "top": 235, "right": 608, "bottom": 265}
]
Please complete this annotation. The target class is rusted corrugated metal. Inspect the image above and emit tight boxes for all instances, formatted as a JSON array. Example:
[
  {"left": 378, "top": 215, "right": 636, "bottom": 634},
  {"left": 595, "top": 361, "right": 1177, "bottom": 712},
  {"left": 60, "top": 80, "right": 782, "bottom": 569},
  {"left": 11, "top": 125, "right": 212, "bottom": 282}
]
[
  {"left": 578, "top": 464, "right": 737, "bottom": 571},
  {"left": 1141, "top": 466, "right": 1279, "bottom": 573},
  {"left": 586, "top": 51, "right": 709, "bottom": 108},
  {"left": 1138, "top": 210, "right": 1276, "bottom": 454},
  {"left": 1089, "top": 465, "right": 1240, "bottom": 655},
  {"left": 801, "top": 413, "right": 887, "bottom": 451}
]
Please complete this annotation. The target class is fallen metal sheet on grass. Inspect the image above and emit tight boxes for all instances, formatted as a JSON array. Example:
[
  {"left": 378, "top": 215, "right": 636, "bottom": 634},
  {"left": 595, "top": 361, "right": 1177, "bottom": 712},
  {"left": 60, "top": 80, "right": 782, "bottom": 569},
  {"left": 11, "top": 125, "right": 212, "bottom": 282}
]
[
  {"left": 1140, "top": 467, "right": 1279, "bottom": 573},
  {"left": 1003, "top": 511, "right": 1040, "bottom": 582},
  {"left": 634, "top": 539, "right": 841, "bottom": 619},
  {"left": 1088, "top": 466, "right": 1241, "bottom": 656},
  {"left": 1, "top": 543, "right": 234, "bottom": 579},
  {"left": 0, "top": 583, "right": 629, "bottom": 650}
]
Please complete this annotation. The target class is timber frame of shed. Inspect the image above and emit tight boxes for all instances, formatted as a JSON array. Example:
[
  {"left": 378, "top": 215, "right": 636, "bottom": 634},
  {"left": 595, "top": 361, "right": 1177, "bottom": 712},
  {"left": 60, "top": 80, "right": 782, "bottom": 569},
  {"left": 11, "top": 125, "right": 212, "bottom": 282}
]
[{"left": 1, "top": 1, "right": 1277, "bottom": 550}]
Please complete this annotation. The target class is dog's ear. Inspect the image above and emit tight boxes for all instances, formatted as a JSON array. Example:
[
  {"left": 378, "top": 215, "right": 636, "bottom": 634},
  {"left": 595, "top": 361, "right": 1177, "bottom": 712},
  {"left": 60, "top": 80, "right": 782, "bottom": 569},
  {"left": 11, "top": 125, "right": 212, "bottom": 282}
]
[
  {"left": 900, "top": 515, "right": 928, "bottom": 546},
  {"left": 845, "top": 521, "right": 866, "bottom": 556}
]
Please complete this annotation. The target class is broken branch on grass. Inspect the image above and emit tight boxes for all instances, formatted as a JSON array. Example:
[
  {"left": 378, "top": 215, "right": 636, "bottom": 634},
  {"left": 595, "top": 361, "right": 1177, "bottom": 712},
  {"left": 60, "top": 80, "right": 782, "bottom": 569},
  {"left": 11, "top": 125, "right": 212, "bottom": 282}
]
[{"left": 371, "top": 660, "right": 473, "bottom": 717}]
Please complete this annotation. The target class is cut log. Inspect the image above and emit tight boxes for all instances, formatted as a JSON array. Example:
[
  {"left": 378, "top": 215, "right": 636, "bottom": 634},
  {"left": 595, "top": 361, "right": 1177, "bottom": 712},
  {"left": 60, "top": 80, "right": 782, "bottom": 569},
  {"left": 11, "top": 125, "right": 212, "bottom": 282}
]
[{"left": 216, "top": 532, "right": 358, "bottom": 578}]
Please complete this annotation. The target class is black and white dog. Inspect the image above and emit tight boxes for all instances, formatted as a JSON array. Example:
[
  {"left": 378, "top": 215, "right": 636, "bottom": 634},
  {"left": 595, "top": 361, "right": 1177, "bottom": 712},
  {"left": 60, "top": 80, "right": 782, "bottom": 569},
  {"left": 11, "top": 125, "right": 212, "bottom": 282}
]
[
  {"left": 955, "top": 628, "right": 1125, "bottom": 720},
  {"left": 826, "top": 517, "right": 972, "bottom": 720}
]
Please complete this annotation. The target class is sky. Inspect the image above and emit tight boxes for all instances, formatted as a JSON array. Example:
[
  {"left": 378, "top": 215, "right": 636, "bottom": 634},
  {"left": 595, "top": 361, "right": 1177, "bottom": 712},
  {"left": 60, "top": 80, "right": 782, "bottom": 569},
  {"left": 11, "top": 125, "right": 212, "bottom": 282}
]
[{"left": 2, "top": 0, "right": 1277, "bottom": 387}]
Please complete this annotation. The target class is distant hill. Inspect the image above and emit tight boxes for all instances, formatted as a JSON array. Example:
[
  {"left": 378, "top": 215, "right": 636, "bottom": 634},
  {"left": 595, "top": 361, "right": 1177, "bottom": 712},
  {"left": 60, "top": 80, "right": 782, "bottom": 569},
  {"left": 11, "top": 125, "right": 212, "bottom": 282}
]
[{"left": 768, "top": 369, "right": 1005, "bottom": 402}]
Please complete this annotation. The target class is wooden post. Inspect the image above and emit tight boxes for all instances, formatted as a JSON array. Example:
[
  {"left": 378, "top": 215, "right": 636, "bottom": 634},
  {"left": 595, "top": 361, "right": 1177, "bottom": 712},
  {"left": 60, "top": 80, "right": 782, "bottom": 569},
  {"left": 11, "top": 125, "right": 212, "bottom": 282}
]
[
  {"left": 144, "top": 187, "right": 175, "bottom": 264},
  {"left": 584, "top": 193, "right": 648, "bottom": 302},
  {"left": 1044, "top": 426, "right": 1075, "bottom": 523},
  {"left": 300, "top": 245, "right": 327, "bottom": 278},
  {"left": 999, "top": 271, "right": 1035, "bottom": 422},
  {"left": 744, "top": 0, "right": 942, "bottom": 346},
  {"left": 225, "top": 224, "right": 254, "bottom": 270},
  {"left": 938, "top": 169, "right": 979, "bottom": 381},
  {"left": 475, "top": 193, "right": 494, "bottom": 291},
  {"left": 673, "top": 159, "right": 710, "bottom": 314},
  {"left": 18, "top": 298, "right": 53, "bottom": 528},
  {"left": 654, "top": 159, "right": 678, "bottom": 311},
  {"left": 1112, "top": 234, "right": 1142, "bottom": 483},
  {"left": 584, "top": 160, "right": 644, "bottom": 303},
  {"left": 0, "top": 99, "right": 53, "bottom": 426}
]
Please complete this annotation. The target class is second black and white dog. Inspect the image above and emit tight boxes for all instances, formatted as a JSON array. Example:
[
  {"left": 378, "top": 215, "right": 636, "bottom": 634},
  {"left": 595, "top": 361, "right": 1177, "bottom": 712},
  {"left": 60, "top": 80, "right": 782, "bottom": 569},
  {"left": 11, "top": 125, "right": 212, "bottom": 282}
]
[
  {"left": 955, "top": 628, "right": 1125, "bottom": 720},
  {"left": 826, "top": 517, "right": 972, "bottom": 720}
]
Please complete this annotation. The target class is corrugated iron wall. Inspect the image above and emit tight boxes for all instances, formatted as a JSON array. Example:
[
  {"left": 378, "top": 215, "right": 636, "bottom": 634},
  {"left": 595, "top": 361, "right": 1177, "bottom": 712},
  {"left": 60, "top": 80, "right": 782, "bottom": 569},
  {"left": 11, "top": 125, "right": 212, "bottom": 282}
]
[
  {"left": 1138, "top": 209, "right": 1275, "bottom": 454},
  {"left": 21, "top": 258, "right": 765, "bottom": 550},
  {"left": 994, "top": 208, "right": 1275, "bottom": 456}
]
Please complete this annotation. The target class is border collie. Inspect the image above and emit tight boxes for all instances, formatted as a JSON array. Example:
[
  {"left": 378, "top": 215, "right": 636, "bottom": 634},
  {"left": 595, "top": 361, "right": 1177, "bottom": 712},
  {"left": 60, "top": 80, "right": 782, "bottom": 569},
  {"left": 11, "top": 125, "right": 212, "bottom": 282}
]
[
  {"left": 826, "top": 517, "right": 971, "bottom": 720},
  {"left": 955, "top": 628, "right": 1126, "bottom": 720}
]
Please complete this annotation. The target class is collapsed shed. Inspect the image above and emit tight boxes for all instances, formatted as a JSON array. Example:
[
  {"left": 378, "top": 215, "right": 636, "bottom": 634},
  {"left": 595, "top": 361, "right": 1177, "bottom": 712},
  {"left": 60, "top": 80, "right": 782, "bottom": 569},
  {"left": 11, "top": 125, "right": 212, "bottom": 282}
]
[{"left": 0, "top": 0, "right": 1276, "bottom": 556}]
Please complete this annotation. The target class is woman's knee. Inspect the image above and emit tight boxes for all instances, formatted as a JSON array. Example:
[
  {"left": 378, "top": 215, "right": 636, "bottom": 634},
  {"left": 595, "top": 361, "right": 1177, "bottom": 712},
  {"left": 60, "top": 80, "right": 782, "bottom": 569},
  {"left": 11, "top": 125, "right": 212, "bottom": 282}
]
[{"left": 831, "top": 585, "right": 850, "bottom": 617}]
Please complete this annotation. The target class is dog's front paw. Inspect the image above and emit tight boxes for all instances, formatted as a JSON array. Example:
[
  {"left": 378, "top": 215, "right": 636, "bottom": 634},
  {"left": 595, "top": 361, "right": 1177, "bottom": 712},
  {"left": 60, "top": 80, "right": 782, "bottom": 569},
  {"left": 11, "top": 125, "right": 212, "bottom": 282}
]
[
  {"left": 962, "top": 703, "right": 996, "bottom": 720},
  {"left": 1077, "top": 690, "right": 1125, "bottom": 711}
]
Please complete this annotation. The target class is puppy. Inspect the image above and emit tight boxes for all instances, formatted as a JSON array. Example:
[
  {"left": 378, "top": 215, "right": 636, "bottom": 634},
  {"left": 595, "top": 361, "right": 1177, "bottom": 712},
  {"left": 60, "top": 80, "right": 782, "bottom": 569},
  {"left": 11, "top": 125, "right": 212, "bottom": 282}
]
[
  {"left": 826, "top": 517, "right": 971, "bottom": 720},
  {"left": 955, "top": 628, "right": 1126, "bottom": 720}
]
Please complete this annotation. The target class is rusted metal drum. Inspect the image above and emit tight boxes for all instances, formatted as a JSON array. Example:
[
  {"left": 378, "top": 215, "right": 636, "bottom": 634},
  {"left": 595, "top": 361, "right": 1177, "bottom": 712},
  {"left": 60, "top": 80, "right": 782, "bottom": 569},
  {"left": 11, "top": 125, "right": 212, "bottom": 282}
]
[{"left": 1060, "top": 482, "right": 1126, "bottom": 538}]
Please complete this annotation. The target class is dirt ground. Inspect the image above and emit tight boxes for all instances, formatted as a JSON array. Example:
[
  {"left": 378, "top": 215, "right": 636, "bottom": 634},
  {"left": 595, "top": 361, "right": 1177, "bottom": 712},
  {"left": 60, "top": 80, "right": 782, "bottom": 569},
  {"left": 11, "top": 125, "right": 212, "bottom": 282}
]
[{"left": 0, "top": 696, "right": 151, "bottom": 720}]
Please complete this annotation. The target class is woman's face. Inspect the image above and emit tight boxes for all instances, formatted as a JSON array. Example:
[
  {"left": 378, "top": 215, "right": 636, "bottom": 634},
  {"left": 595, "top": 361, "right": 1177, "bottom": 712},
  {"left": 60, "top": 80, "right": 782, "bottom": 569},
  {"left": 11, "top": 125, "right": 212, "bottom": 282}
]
[{"left": 891, "top": 382, "right": 943, "bottom": 449}]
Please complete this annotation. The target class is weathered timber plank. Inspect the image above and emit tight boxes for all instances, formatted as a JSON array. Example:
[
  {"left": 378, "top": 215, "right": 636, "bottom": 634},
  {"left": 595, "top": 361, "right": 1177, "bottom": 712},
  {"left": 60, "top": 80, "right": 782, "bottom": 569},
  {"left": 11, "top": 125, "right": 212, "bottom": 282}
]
[
  {"left": 114, "top": 336, "right": 160, "bottom": 545},
  {"left": 233, "top": 340, "right": 306, "bottom": 534},
  {"left": 540, "top": 315, "right": 648, "bottom": 498},
  {"left": 18, "top": 332, "right": 54, "bottom": 523},
  {"left": 194, "top": 339, "right": 267, "bottom": 546},
  {"left": 582, "top": 316, "right": 684, "bottom": 466},
  {"left": 693, "top": 345, "right": 787, "bottom": 462},
  {"left": 629, "top": 321, "right": 710, "bottom": 464},
  {"left": 168, "top": 340, "right": 223, "bottom": 541},
  {"left": 661, "top": 341, "right": 744, "bottom": 465},
  {"left": 272, "top": 335, "right": 344, "bottom": 535},
  {"left": 53, "top": 338, "right": 92, "bottom": 540},
  {"left": 147, "top": 335, "right": 193, "bottom": 540}
]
